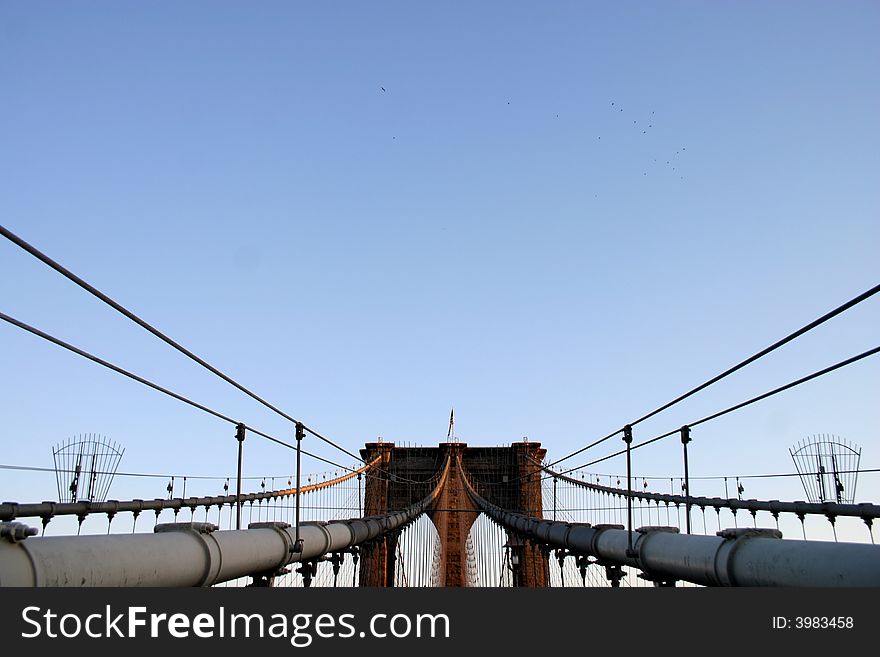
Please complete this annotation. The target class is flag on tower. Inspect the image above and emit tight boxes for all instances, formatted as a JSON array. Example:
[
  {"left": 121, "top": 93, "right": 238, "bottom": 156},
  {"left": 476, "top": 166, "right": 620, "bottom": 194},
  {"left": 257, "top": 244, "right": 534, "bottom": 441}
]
[{"left": 447, "top": 408, "right": 454, "bottom": 440}]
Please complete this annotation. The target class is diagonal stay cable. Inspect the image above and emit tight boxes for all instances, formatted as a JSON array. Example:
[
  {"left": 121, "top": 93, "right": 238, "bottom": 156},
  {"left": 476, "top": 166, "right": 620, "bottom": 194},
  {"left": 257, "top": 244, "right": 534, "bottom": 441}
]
[
  {"left": 545, "top": 429, "right": 623, "bottom": 470},
  {"left": 0, "top": 311, "right": 429, "bottom": 485},
  {"left": 0, "top": 463, "right": 353, "bottom": 480},
  {"left": 1, "top": 224, "right": 362, "bottom": 464},
  {"left": 548, "top": 281, "right": 880, "bottom": 468},
  {"left": 555, "top": 345, "right": 880, "bottom": 476},
  {"left": 678, "top": 344, "right": 880, "bottom": 432},
  {"left": 0, "top": 310, "right": 357, "bottom": 473},
  {"left": 628, "top": 283, "right": 880, "bottom": 429}
]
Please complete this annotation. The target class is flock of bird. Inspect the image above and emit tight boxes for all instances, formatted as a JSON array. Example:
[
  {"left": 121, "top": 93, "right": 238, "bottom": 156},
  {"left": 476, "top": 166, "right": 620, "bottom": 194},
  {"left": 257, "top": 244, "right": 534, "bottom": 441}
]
[
  {"left": 603, "top": 101, "right": 687, "bottom": 182},
  {"left": 378, "top": 86, "right": 688, "bottom": 186}
]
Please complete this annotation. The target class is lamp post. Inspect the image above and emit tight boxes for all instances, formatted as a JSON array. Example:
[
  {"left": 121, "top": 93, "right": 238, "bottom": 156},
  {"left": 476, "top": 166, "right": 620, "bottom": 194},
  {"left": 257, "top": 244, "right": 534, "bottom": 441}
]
[{"left": 504, "top": 534, "right": 524, "bottom": 587}]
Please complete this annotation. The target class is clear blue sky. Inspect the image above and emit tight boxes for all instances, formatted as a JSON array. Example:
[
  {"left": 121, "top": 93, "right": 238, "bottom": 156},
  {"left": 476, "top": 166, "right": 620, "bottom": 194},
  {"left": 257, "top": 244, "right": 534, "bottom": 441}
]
[{"left": 1, "top": 2, "right": 878, "bottom": 528}]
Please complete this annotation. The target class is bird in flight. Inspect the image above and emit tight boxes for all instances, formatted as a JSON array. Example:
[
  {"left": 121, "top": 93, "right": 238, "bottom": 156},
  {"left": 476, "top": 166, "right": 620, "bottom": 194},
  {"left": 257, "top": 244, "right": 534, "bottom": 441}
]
[{"left": 381, "top": 87, "right": 386, "bottom": 92}]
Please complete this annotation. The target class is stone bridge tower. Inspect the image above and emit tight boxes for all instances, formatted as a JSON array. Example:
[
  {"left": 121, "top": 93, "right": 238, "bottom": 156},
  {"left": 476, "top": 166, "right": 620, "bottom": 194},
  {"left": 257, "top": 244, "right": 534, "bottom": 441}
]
[{"left": 359, "top": 441, "right": 548, "bottom": 587}]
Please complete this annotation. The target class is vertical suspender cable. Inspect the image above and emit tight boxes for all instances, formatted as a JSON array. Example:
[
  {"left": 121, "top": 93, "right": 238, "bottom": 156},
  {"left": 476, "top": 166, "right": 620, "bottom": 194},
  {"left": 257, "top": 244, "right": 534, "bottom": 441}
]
[
  {"left": 294, "top": 422, "right": 304, "bottom": 553},
  {"left": 681, "top": 425, "right": 692, "bottom": 534},
  {"left": 624, "top": 425, "right": 635, "bottom": 557},
  {"left": 235, "top": 423, "right": 245, "bottom": 530}
]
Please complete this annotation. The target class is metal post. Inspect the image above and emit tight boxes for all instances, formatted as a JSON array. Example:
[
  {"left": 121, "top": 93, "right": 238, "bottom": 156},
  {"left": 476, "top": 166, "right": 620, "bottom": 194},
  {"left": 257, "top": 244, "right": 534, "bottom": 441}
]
[
  {"left": 351, "top": 547, "right": 359, "bottom": 587},
  {"left": 623, "top": 424, "right": 635, "bottom": 557},
  {"left": 357, "top": 472, "right": 363, "bottom": 517},
  {"left": 293, "top": 421, "right": 304, "bottom": 553},
  {"left": 235, "top": 423, "right": 245, "bottom": 530},
  {"left": 681, "top": 425, "right": 692, "bottom": 534},
  {"left": 553, "top": 476, "right": 557, "bottom": 522}
]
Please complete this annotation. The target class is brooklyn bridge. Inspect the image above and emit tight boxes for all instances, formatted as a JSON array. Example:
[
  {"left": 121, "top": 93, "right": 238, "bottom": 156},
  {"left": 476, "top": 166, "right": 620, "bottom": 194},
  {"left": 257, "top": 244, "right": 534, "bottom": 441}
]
[{"left": 1, "top": 224, "right": 879, "bottom": 587}]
